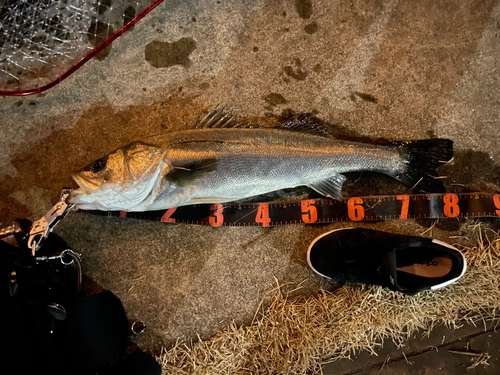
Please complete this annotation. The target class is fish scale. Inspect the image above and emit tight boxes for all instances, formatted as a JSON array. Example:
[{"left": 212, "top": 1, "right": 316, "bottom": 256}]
[{"left": 153, "top": 129, "right": 403, "bottom": 208}]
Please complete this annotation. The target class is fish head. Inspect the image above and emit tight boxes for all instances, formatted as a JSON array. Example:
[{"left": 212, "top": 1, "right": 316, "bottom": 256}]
[{"left": 69, "top": 142, "right": 168, "bottom": 210}]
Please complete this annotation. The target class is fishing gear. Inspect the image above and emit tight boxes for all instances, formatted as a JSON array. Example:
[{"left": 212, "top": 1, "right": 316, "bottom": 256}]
[{"left": 27, "top": 188, "right": 75, "bottom": 255}]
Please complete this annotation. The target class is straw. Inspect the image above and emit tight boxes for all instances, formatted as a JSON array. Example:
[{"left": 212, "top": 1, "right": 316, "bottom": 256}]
[{"left": 157, "top": 224, "right": 500, "bottom": 374}]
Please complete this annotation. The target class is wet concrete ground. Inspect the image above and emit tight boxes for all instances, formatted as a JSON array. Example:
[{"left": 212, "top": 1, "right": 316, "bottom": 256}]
[
  {"left": 1, "top": 0, "right": 499, "bottom": 373},
  {"left": 325, "top": 320, "right": 500, "bottom": 375}
]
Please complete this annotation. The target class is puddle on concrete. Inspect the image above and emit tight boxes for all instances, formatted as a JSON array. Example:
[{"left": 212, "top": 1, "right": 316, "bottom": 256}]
[
  {"left": 282, "top": 65, "right": 308, "bottom": 81},
  {"left": 304, "top": 21, "right": 318, "bottom": 34},
  {"left": 350, "top": 91, "right": 378, "bottom": 103},
  {"left": 263, "top": 92, "right": 288, "bottom": 107},
  {"left": 295, "top": 0, "right": 313, "bottom": 19},
  {"left": 145, "top": 37, "right": 197, "bottom": 68}
]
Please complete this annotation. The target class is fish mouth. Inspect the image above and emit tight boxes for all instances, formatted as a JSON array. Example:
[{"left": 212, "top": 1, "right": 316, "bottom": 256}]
[
  {"left": 71, "top": 172, "right": 102, "bottom": 192},
  {"left": 69, "top": 173, "right": 102, "bottom": 203}
]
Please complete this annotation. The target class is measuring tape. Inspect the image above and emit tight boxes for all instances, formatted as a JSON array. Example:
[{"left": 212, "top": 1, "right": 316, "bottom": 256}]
[{"left": 78, "top": 192, "right": 500, "bottom": 227}]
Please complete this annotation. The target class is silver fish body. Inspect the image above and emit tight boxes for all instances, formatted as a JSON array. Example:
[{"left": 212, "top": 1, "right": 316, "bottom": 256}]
[
  {"left": 69, "top": 111, "right": 453, "bottom": 211},
  {"left": 153, "top": 129, "right": 403, "bottom": 205}
]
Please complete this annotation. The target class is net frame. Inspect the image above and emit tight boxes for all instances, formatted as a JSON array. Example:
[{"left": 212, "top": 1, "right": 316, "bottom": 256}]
[{"left": 0, "top": 0, "right": 164, "bottom": 97}]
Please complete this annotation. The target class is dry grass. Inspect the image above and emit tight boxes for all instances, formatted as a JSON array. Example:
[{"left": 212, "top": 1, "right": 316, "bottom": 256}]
[
  {"left": 467, "top": 352, "right": 492, "bottom": 371},
  {"left": 157, "top": 225, "right": 500, "bottom": 374}
]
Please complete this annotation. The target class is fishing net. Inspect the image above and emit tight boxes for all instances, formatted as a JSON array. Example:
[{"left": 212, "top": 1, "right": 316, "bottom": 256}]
[{"left": 0, "top": 0, "right": 163, "bottom": 96}]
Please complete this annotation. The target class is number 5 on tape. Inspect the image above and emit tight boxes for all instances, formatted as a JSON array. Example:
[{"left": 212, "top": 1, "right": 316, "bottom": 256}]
[{"left": 301, "top": 199, "right": 318, "bottom": 224}]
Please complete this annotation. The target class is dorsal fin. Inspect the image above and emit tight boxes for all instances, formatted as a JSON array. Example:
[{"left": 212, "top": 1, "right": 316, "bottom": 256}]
[
  {"left": 191, "top": 107, "right": 330, "bottom": 136},
  {"left": 191, "top": 106, "right": 256, "bottom": 129},
  {"left": 278, "top": 113, "right": 331, "bottom": 137}
]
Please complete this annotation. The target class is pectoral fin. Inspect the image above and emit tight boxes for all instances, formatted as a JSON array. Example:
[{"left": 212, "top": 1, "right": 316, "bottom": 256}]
[
  {"left": 308, "top": 174, "right": 346, "bottom": 200},
  {"left": 166, "top": 159, "right": 218, "bottom": 187}
]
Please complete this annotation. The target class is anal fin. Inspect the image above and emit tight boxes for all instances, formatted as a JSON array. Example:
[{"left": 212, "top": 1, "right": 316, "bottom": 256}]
[{"left": 308, "top": 174, "right": 346, "bottom": 200}]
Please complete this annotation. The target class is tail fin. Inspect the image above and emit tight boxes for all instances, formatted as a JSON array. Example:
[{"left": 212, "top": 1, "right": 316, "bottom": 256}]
[{"left": 394, "top": 139, "right": 453, "bottom": 193}]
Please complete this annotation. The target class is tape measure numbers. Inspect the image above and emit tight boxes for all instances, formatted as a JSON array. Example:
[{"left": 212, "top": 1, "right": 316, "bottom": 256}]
[{"left": 79, "top": 193, "right": 500, "bottom": 227}]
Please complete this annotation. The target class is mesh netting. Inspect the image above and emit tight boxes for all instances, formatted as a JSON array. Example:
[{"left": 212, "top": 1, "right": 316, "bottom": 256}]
[{"left": 0, "top": 0, "right": 160, "bottom": 95}]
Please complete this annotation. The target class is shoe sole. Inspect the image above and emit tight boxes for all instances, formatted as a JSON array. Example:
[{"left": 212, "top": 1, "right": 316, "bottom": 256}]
[
  {"left": 306, "top": 229, "right": 468, "bottom": 291},
  {"left": 429, "top": 239, "right": 467, "bottom": 290}
]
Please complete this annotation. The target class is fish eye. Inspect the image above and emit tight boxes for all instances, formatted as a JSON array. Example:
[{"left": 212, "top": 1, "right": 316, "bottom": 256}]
[{"left": 90, "top": 158, "right": 106, "bottom": 173}]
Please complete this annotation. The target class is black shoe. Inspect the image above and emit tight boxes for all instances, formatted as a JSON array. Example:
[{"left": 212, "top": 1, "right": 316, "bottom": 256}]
[{"left": 307, "top": 228, "right": 466, "bottom": 295}]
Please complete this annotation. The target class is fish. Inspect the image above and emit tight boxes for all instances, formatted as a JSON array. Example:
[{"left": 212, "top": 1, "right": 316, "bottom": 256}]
[{"left": 68, "top": 108, "right": 453, "bottom": 211}]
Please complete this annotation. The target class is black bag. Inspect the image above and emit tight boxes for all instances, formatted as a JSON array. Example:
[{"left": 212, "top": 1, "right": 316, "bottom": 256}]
[{"left": 1, "top": 235, "right": 160, "bottom": 375}]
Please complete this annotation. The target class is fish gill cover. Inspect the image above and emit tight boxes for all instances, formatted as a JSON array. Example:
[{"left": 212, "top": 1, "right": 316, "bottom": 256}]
[{"left": 0, "top": 0, "right": 158, "bottom": 95}]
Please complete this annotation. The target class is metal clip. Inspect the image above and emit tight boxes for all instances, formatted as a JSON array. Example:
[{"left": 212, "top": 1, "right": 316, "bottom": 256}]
[
  {"left": 28, "top": 189, "right": 75, "bottom": 256},
  {"left": 35, "top": 249, "right": 83, "bottom": 295},
  {"left": 35, "top": 249, "right": 82, "bottom": 265},
  {"left": 129, "top": 320, "right": 146, "bottom": 338}
]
